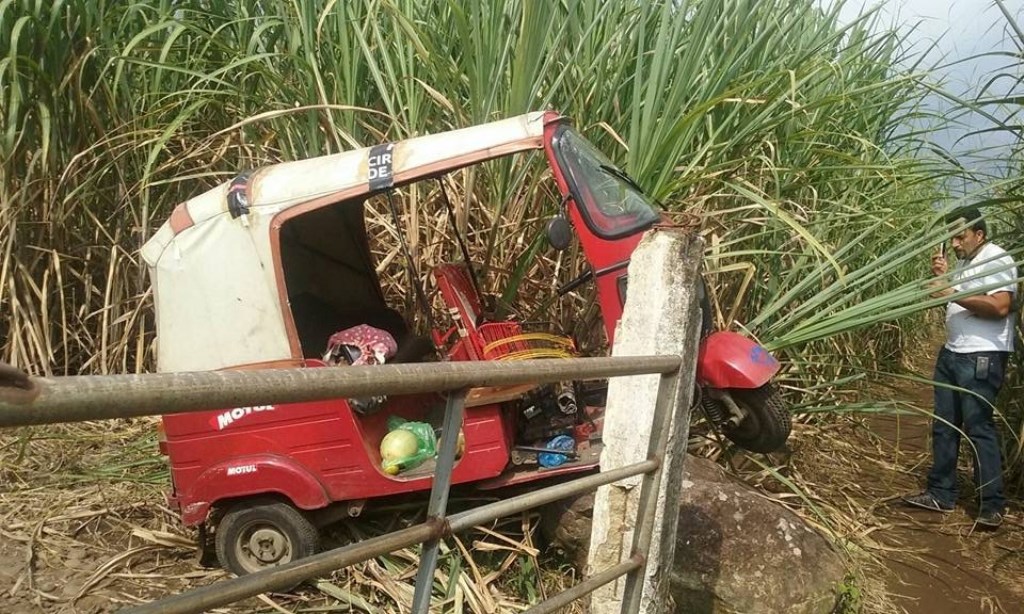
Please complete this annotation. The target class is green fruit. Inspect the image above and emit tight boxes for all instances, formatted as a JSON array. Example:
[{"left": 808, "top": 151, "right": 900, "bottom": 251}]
[{"left": 380, "top": 429, "right": 419, "bottom": 461}]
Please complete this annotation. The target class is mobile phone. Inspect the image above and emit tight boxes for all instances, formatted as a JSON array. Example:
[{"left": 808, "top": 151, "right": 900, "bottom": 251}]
[
  {"left": 976, "top": 356, "right": 990, "bottom": 380},
  {"left": 940, "top": 242, "right": 947, "bottom": 258}
]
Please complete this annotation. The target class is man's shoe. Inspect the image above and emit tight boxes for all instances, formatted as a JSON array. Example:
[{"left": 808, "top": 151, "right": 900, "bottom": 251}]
[
  {"left": 902, "top": 492, "right": 954, "bottom": 513},
  {"left": 976, "top": 511, "right": 1003, "bottom": 529}
]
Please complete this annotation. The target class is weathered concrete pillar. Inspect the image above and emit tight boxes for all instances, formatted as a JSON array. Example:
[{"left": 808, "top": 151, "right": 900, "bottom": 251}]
[{"left": 587, "top": 228, "right": 703, "bottom": 614}]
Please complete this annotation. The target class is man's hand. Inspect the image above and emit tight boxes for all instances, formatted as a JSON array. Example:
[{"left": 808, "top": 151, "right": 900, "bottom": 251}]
[
  {"left": 929, "top": 253, "right": 953, "bottom": 299},
  {"left": 927, "top": 279, "right": 954, "bottom": 300}
]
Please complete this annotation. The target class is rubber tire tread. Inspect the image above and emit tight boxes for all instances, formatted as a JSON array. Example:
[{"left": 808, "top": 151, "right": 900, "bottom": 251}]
[
  {"left": 215, "top": 498, "right": 320, "bottom": 578},
  {"left": 724, "top": 383, "right": 791, "bottom": 453}
]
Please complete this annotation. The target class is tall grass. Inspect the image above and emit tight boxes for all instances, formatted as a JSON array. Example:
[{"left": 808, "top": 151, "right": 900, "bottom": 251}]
[
  {"left": 2, "top": 2, "right": 990, "bottom": 610},
  {"left": 1, "top": 0, "right": 954, "bottom": 383}
]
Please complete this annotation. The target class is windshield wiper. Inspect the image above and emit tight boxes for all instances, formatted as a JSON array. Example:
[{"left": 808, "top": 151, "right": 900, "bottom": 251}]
[
  {"left": 599, "top": 164, "right": 645, "bottom": 194},
  {"left": 599, "top": 164, "right": 666, "bottom": 210}
]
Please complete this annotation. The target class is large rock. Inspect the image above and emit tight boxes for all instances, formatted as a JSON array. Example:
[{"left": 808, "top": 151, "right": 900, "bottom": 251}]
[
  {"left": 539, "top": 491, "right": 594, "bottom": 570},
  {"left": 539, "top": 455, "right": 845, "bottom": 614}
]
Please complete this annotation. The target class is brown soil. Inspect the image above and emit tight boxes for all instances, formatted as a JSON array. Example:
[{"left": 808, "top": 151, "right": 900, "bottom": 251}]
[
  {"left": 0, "top": 478, "right": 234, "bottom": 613},
  {"left": 861, "top": 413, "right": 1023, "bottom": 614},
  {"left": 792, "top": 343, "right": 1024, "bottom": 614}
]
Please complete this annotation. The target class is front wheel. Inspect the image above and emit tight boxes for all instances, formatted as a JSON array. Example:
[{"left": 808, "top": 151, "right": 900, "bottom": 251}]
[
  {"left": 712, "top": 384, "right": 791, "bottom": 453},
  {"left": 215, "top": 498, "right": 320, "bottom": 579}
]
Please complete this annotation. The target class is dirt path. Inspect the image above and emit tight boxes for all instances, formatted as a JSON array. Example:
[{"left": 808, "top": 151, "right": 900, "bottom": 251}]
[
  {"left": 797, "top": 344, "right": 1024, "bottom": 614},
  {"left": 865, "top": 412, "right": 1022, "bottom": 614}
]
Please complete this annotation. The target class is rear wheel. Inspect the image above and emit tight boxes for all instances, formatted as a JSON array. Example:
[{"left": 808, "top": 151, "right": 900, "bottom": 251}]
[
  {"left": 719, "top": 384, "right": 790, "bottom": 453},
  {"left": 215, "top": 499, "right": 320, "bottom": 579}
]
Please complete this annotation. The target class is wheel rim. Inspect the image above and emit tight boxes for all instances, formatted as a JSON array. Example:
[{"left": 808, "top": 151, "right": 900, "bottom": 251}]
[
  {"left": 235, "top": 523, "right": 292, "bottom": 572},
  {"left": 727, "top": 398, "right": 760, "bottom": 440}
]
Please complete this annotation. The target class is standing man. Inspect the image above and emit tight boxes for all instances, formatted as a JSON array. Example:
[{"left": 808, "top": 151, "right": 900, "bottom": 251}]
[{"left": 903, "top": 207, "right": 1017, "bottom": 529}]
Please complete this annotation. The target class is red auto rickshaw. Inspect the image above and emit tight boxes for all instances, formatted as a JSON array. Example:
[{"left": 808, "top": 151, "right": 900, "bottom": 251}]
[{"left": 141, "top": 111, "right": 788, "bottom": 576}]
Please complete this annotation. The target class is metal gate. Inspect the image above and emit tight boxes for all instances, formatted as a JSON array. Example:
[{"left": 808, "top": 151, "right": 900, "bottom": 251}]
[{"left": 0, "top": 353, "right": 689, "bottom": 614}]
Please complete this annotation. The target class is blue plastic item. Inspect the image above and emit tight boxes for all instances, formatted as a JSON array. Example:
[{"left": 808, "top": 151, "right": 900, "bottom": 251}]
[{"left": 538, "top": 434, "right": 576, "bottom": 468}]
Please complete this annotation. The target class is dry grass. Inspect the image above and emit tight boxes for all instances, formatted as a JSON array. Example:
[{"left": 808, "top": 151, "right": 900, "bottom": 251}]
[
  {"left": 8, "top": 409, "right": 1018, "bottom": 614},
  {"left": 0, "top": 420, "right": 583, "bottom": 614},
  {"left": 6, "top": 385, "right": 1023, "bottom": 614}
]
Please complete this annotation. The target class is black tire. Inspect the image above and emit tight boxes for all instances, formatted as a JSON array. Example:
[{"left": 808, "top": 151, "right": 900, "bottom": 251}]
[
  {"left": 215, "top": 498, "right": 320, "bottom": 579},
  {"left": 721, "top": 383, "right": 790, "bottom": 453}
]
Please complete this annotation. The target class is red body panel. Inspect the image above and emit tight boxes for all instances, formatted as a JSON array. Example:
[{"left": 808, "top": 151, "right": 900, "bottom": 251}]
[
  {"left": 540, "top": 113, "right": 780, "bottom": 390},
  {"left": 696, "top": 331, "right": 780, "bottom": 389},
  {"left": 162, "top": 361, "right": 512, "bottom": 525},
  {"left": 541, "top": 113, "right": 639, "bottom": 345},
  {"left": 177, "top": 453, "right": 330, "bottom": 525}
]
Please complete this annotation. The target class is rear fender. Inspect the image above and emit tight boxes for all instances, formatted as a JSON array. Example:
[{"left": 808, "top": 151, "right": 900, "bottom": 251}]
[
  {"left": 179, "top": 454, "right": 330, "bottom": 526},
  {"left": 697, "top": 331, "right": 779, "bottom": 389}
]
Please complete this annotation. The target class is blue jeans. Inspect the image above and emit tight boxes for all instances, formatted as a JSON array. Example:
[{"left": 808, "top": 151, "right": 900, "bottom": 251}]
[{"left": 927, "top": 347, "right": 1007, "bottom": 515}]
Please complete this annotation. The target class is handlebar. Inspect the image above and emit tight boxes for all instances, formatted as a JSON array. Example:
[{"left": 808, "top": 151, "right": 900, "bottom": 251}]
[{"left": 557, "top": 270, "right": 595, "bottom": 296}]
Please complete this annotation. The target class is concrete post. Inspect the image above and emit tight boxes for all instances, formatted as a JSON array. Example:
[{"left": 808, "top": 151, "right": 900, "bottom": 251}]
[{"left": 587, "top": 228, "right": 703, "bottom": 614}]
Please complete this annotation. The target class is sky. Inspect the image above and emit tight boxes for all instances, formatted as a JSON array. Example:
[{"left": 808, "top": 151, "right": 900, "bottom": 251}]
[{"left": 833, "top": 0, "right": 1023, "bottom": 188}]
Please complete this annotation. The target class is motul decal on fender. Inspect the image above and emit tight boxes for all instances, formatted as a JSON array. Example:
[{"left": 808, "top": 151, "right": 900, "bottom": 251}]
[
  {"left": 210, "top": 405, "right": 276, "bottom": 430},
  {"left": 226, "top": 464, "right": 257, "bottom": 476}
]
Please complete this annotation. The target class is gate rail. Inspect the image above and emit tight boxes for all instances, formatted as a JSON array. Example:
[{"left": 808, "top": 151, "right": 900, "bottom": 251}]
[{"left": 0, "top": 354, "right": 686, "bottom": 614}]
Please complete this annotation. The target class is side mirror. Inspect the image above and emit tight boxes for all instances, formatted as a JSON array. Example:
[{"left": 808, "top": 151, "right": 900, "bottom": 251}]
[{"left": 546, "top": 216, "right": 572, "bottom": 251}]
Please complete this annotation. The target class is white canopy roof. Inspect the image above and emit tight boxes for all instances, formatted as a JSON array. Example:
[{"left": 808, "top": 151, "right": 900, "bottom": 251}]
[{"left": 141, "top": 112, "right": 548, "bottom": 372}]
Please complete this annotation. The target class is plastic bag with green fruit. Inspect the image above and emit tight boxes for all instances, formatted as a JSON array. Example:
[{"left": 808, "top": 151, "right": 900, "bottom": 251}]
[{"left": 380, "top": 417, "right": 438, "bottom": 475}]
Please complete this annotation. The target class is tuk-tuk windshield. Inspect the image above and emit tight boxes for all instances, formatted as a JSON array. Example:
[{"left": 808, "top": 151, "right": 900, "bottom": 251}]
[{"left": 551, "top": 126, "right": 660, "bottom": 240}]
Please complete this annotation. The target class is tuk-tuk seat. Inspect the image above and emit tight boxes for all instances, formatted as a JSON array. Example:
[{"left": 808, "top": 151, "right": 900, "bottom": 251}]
[{"left": 432, "top": 263, "right": 531, "bottom": 361}]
